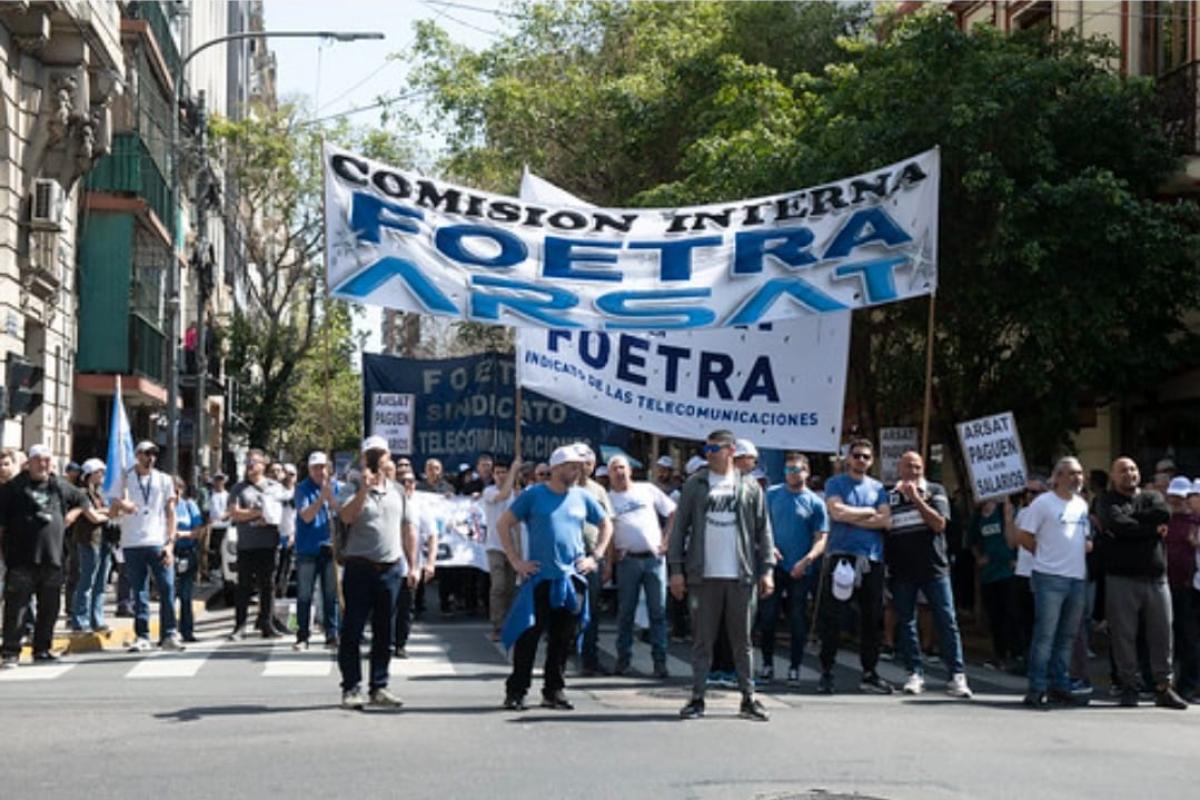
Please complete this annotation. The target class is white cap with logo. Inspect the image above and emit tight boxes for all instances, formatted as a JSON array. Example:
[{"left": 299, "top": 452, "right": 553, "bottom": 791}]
[
  {"left": 1167, "top": 476, "right": 1194, "bottom": 498},
  {"left": 656, "top": 455, "right": 675, "bottom": 469},
  {"left": 550, "top": 445, "right": 586, "bottom": 468},
  {"left": 308, "top": 451, "right": 329, "bottom": 467},
  {"left": 361, "top": 435, "right": 389, "bottom": 453},
  {"left": 27, "top": 443, "right": 52, "bottom": 459},
  {"left": 734, "top": 439, "right": 758, "bottom": 458},
  {"left": 81, "top": 458, "right": 106, "bottom": 476}
]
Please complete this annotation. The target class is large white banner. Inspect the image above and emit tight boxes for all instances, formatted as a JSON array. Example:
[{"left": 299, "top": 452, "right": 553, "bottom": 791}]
[
  {"left": 514, "top": 172, "right": 850, "bottom": 451},
  {"left": 324, "top": 144, "right": 939, "bottom": 329}
]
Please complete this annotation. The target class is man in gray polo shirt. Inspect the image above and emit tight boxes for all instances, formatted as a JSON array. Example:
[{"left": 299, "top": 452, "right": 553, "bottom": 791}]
[{"left": 336, "top": 436, "right": 418, "bottom": 710}]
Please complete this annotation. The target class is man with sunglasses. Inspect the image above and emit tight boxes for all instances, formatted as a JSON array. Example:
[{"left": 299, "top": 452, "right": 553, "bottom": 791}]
[
  {"left": 669, "top": 430, "right": 775, "bottom": 721},
  {"left": 816, "top": 438, "right": 892, "bottom": 695},
  {"left": 757, "top": 452, "right": 827, "bottom": 685}
]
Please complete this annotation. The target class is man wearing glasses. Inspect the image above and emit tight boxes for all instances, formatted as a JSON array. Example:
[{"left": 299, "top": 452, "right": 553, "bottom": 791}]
[
  {"left": 817, "top": 438, "right": 892, "bottom": 695},
  {"left": 669, "top": 430, "right": 775, "bottom": 721},
  {"left": 1016, "top": 456, "right": 1092, "bottom": 709}
]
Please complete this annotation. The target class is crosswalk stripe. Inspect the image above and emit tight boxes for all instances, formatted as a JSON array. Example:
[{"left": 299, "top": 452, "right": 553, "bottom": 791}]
[
  {"left": 0, "top": 664, "right": 76, "bottom": 681},
  {"left": 263, "top": 643, "right": 333, "bottom": 678},
  {"left": 126, "top": 641, "right": 226, "bottom": 679}
]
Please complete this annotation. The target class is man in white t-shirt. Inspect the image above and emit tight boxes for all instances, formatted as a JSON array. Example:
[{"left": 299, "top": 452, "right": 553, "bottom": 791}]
[
  {"left": 483, "top": 458, "right": 521, "bottom": 640},
  {"left": 607, "top": 455, "right": 676, "bottom": 678},
  {"left": 111, "top": 440, "right": 182, "bottom": 652},
  {"left": 1017, "top": 457, "right": 1091, "bottom": 709},
  {"left": 669, "top": 430, "right": 774, "bottom": 722},
  {"left": 205, "top": 473, "right": 230, "bottom": 580}
]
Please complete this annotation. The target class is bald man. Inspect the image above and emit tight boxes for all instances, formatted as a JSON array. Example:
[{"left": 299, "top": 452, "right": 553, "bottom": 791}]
[{"left": 1094, "top": 457, "right": 1186, "bottom": 709}]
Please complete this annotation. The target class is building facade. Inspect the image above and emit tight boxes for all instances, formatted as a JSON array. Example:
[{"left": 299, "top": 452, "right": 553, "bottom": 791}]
[{"left": 0, "top": 1, "right": 124, "bottom": 463}]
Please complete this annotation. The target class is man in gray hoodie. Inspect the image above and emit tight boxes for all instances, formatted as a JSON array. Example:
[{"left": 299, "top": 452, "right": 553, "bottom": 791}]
[{"left": 669, "top": 429, "right": 775, "bottom": 721}]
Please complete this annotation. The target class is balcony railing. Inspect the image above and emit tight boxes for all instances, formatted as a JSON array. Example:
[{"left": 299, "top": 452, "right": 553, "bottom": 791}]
[
  {"left": 130, "top": 313, "right": 165, "bottom": 384},
  {"left": 85, "top": 132, "right": 175, "bottom": 238},
  {"left": 127, "top": 1, "right": 181, "bottom": 88},
  {"left": 1159, "top": 60, "right": 1199, "bottom": 155}
]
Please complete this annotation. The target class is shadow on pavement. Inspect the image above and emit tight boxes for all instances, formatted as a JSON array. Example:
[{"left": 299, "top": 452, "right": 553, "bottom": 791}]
[
  {"left": 154, "top": 703, "right": 336, "bottom": 722},
  {"left": 505, "top": 712, "right": 680, "bottom": 723}
]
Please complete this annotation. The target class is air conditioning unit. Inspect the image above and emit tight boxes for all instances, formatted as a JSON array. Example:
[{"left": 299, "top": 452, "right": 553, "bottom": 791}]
[{"left": 30, "top": 178, "right": 64, "bottom": 231}]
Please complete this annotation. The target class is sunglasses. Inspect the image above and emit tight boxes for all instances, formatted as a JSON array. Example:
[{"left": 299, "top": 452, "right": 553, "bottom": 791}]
[
  {"left": 702, "top": 444, "right": 730, "bottom": 455},
  {"left": 784, "top": 466, "right": 808, "bottom": 474},
  {"left": 849, "top": 452, "right": 872, "bottom": 461}
]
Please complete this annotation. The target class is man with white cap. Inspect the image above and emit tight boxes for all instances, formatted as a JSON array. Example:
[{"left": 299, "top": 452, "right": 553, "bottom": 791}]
[
  {"left": 573, "top": 442, "right": 613, "bottom": 675},
  {"left": 1165, "top": 475, "right": 1199, "bottom": 701},
  {"left": 654, "top": 455, "right": 675, "bottom": 495},
  {"left": 1094, "top": 457, "right": 1186, "bottom": 709},
  {"left": 292, "top": 451, "right": 341, "bottom": 650},
  {"left": 0, "top": 444, "right": 89, "bottom": 666},
  {"left": 733, "top": 439, "right": 759, "bottom": 474},
  {"left": 109, "top": 440, "right": 184, "bottom": 652},
  {"left": 496, "top": 444, "right": 611, "bottom": 711},
  {"left": 335, "top": 435, "right": 418, "bottom": 709}
]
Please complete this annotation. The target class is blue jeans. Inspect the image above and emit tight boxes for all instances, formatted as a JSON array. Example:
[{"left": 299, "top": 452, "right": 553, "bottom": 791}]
[
  {"left": 891, "top": 573, "right": 965, "bottom": 678},
  {"left": 1028, "top": 571, "right": 1086, "bottom": 693},
  {"left": 615, "top": 554, "right": 667, "bottom": 665},
  {"left": 296, "top": 549, "right": 340, "bottom": 642},
  {"left": 124, "top": 545, "right": 177, "bottom": 640},
  {"left": 175, "top": 544, "right": 199, "bottom": 638},
  {"left": 338, "top": 561, "right": 402, "bottom": 692},
  {"left": 73, "top": 541, "right": 113, "bottom": 630},
  {"left": 757, "top": 566, "right": 818, "bottom": 668}
]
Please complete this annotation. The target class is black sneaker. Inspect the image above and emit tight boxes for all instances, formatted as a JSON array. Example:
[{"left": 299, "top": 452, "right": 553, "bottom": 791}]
[
  {"left": 652, "top": 662, "right": 669, "bottom": 679},
  {"left": 1048, "top": 687, "right": 1089, "bottom": 707},
  {"left": 612, "top": 659, "right": 631, "bottom": 676},
  {"left": 1023, "top": 691, "right": 1049, "bottom": 710},
  {"left": 502, "top": 694, "right": 527, "bottom": 711},
  {"left": 540, "top": 691, "right": 574, "bottom": 710},
  {"left": 1119, "top": 687, "right": 1139, "bottom": 707},
  {"left": 393, "top": 647, "right": 408, "bottom": 659},
  {"left": 860, "top": 672, "right": 895, "bottom": 695},
  {"left": 260, "top": 627, "right": 281, "bottom": 640},
  {"left": 679, "top": 696, "right": 706, "bottom": 719},
  {"left": 227, "top": 626, "right": 245, "bottom": 642},
  {"left": 817, "top": 672, "right": 835, "bottom": 695},
  {"left": 739, "top": 695, "right": 770, "bottom": 722},
  {"left": 1155, "top": 686, "right": 1188, "bottom": 710},
  {"left": 32, "top": 651, "right": 61, "bottom": 664}
]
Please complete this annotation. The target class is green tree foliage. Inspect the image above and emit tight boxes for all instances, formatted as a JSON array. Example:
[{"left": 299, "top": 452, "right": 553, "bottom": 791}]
[
  {"left": 212, "top": 107, "right": 416, "bottom": 451},
  {"left": 408, "top": 2, "right": 1200, "bottom": 471}
]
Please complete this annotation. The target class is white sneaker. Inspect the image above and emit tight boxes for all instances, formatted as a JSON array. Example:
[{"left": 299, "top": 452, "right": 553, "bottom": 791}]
[
  {"left": 161, "top": 634, "right": 186, "bottom": 652},
  {"left": 341, "top": 687, "right": 368, "bottom": 710},
  {"left": 902, "top": 672, "right": 925, "bottom": 695},
  {"left": 947, "top": 673, "right": 973, "bottom": 699},
  {"left": 128, "top": 637, "right": 153, "bottom": 653}
]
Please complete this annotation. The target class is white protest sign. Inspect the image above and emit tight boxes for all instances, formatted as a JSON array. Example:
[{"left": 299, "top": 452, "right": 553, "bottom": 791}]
[
  {"left": 371, "top": 392, "right": 414, "bottom": 454},
  {"left": 514, "top": 171, "right": 849, "bottom": 451},
  {"left": 956, "top": 411, "right": 1028, "bottom": 502},
  {"left": 324, "top": 144, "right": 939, "bottom": 329},
  {"left": 421, "top": 493, "right": 488, "bottom": 571},
  {"left": 879, "top": 426, "right": 919, "bottom": 483}
]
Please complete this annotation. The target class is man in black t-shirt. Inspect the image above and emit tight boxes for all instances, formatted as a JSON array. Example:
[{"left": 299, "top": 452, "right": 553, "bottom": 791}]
[
  {"left": 886, "top": 451, "right": 972, "bottom": 699},
  {"left": 0, "top": 445, "right": 86, "bottom": 667}
]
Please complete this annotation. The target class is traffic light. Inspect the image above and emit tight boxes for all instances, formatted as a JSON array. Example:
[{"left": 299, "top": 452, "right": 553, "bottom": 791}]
[{"left": 5, "top": 352, "right": 44, "bottom": 418}]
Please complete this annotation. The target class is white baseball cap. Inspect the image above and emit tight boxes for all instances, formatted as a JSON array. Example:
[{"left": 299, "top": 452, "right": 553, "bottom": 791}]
[
  {"left": 1191, "top": 478, "right": 1200, "bottom": 496},
  {"left": 734, "top": 439, "right": 758, "bottom": 458},
  {"left": 1167, "top": 476, "right": 1194, "bottom": 497},
  {"left": 832, "top": 561, "right": 856, "bottom": 601},
  {"left": 594, "top": 465, "right": 608, "bottom": 478},
  {"left": 28, "top": 443, "right": 52, "bottom": 459},
  {"left": 685, "top": 455, "right": 705, "bottom": 475},
  {"left": 550, "top": 445, "right": 586, "bottom": 467},
  {"left": 135, "top": 440, "right": 158, "bottom": 454},
  {"left": 573, "top": 442, "right": 595, "bottom": 462},
  {"left": 81, "top": 458, "right": 106, "bottom": 476},
  {"left": 656, "top": 455, "right": 675, "bottom": 469},
  {"left": 307, "top": 451, "right": 328, "bottom": 467},
  {"left": 361, "top": 435, "right": 389, "bottom": 453},
  {"left": 284, "top": 463, "right": 297, "bottom": 475}
]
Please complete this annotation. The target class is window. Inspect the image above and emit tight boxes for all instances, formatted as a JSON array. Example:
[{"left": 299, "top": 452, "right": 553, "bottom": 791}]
[{"left": 1141, "top": 1, "right": 1193, "bottom": 76}]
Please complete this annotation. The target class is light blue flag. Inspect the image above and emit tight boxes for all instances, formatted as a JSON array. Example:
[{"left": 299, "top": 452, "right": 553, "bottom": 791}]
[{"left": 102, "top": 376, "right": 135, "bottom": 499}]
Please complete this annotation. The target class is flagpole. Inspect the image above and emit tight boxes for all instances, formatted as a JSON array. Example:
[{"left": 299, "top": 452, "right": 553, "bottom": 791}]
[
  {"left": 514, "top": 384, "right": 523, "bottom": 460},
  {"left": 920, "top": 292, "right": 936, "bottom": 461}
]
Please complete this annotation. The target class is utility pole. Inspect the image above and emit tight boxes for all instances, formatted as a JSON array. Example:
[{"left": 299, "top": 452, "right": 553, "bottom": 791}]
[{"left": 193, "top": 89, "right": 210, "bottom": 490}]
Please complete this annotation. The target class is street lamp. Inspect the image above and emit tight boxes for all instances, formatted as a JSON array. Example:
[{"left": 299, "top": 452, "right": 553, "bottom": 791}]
[{"left": 166, "top": 29, "right": 384, "bottom": 476}]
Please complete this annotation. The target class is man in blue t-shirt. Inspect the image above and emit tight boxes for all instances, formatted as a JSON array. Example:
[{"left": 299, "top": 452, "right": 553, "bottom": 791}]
[
  {"left": 757, "top": 452, "right": 828, "bottom": 685},
  {"left": 292, "top": 451, "right": 341, "bottom": 650},
  {"left": 816, "top": 438, "right": 892, "bottom": 695},
  {"left": 495, "top": 445, "right": 610, "bottom": 712}
]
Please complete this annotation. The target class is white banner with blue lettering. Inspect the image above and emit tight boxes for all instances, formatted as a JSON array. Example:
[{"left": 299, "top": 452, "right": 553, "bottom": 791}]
[{"left": 323, "top": 144, "right": 939, "bottom": 330}]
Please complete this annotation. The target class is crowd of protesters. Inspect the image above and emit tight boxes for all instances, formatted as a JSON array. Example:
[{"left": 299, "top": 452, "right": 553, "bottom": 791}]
[{"left": 0, "top": 435, "right": 1196, "bottom": 720}]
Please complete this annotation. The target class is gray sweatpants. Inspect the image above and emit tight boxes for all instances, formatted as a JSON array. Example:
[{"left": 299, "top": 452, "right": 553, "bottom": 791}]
[
  {"left": 689, "top": 579, "right": 755, "bottom": 698},
  {"left": 1106, "top": 574, "right": 1173, "bottom": 688}
]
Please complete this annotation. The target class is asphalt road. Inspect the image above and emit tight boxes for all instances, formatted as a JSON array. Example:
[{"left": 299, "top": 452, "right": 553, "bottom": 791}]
[{"left": 2, "top": 605, "right": 1195, "bottom": 800}]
